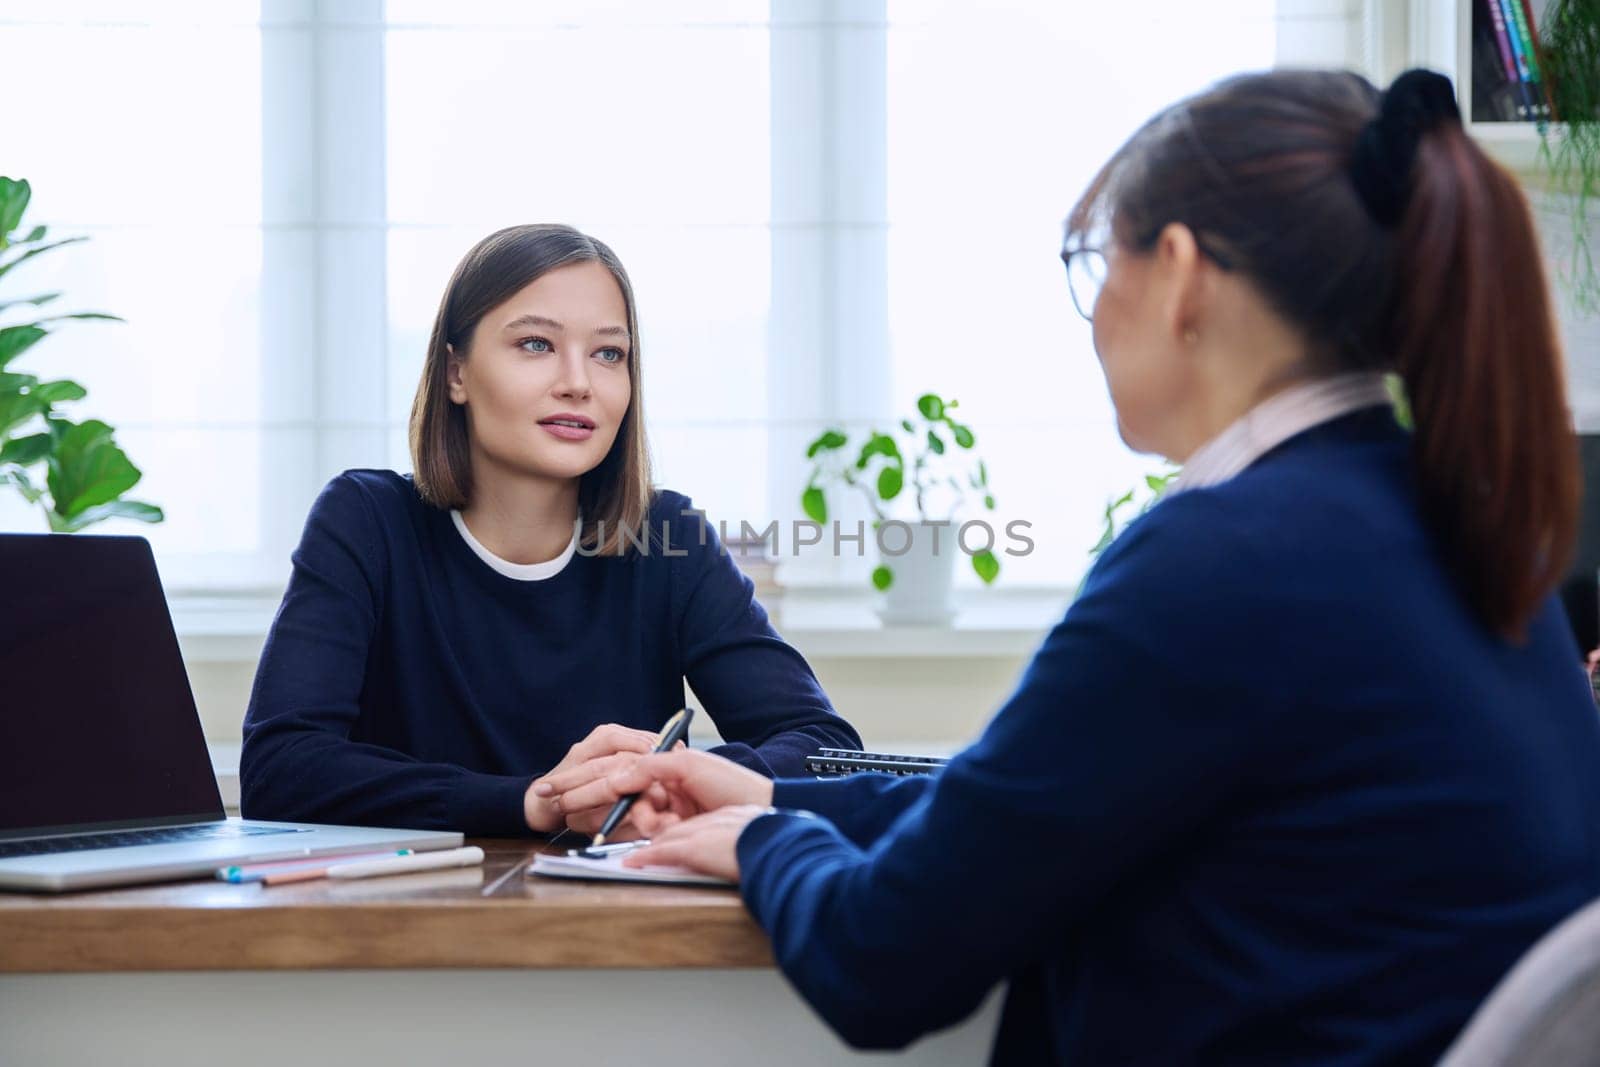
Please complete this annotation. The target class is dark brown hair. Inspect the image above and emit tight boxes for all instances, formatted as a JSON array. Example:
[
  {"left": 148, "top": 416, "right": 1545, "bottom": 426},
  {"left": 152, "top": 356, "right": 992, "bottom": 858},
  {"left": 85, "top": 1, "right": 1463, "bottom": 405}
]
[
  {"left": 1065, "top": 69, "right": 1578, "bottom": 641},
  {"left": 408, "top": 224, "right": 653, "bottom": 555}
]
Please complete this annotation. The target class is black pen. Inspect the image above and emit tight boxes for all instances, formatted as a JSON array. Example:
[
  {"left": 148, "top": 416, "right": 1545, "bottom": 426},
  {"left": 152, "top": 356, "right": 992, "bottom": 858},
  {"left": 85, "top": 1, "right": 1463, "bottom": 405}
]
[{"left": 587, "top": 706, "right": 695, "bottom": 848}]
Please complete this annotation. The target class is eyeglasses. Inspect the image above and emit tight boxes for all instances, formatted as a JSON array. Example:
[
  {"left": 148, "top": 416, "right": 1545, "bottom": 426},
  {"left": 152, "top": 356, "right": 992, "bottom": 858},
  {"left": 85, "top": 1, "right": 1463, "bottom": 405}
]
[
  {"left": 1060, "top": 238, "right": 1235, "bottom": 323},
  {"left": 1061, "top": 246, "right": 1107, "bottom": 323}
]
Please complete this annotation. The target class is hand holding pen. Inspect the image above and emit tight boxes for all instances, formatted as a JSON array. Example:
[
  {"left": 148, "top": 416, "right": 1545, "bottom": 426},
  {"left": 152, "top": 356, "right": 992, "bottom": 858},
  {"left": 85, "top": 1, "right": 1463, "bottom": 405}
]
[{"left": 532, "top": 708, "right": 695, "bottom": 845}]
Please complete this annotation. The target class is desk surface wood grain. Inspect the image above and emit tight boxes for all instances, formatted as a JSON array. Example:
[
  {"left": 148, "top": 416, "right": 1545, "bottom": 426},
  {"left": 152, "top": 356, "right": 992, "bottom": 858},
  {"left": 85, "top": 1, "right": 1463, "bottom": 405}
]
[{"left": 0, "top": 839, "right": 772, "bottom": 972}]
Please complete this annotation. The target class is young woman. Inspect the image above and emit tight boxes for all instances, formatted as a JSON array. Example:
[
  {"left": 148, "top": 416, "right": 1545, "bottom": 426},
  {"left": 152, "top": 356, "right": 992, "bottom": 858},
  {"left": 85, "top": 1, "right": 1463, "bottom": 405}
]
[
  {"left": 540, "top": 70, "right": 1600, "bottom": 1062},
  {"left": 240, "top": 224, "right": 860, "bottom": 837}
]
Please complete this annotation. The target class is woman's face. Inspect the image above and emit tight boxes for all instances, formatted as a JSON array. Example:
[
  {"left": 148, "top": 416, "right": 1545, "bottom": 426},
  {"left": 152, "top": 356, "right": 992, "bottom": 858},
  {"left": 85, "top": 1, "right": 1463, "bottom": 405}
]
[
  {"left": 447, "top": 259, "right": 633, "bottom": 484},
  {"left": 1088, "top": 233, "right": 1198, "bottom": 457}
]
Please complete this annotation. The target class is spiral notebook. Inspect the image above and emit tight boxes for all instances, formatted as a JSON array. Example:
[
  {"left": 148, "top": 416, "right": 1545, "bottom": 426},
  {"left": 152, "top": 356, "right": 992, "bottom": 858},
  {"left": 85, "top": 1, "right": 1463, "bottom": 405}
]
[{"left": 528, "top": 847, "right": 733, "bottom": 887}]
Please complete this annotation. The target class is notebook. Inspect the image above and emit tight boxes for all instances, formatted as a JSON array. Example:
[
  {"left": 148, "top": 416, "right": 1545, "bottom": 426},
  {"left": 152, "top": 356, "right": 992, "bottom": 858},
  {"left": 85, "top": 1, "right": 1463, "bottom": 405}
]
[{"left": 528, "top": 847, "right": 733, "bottom": 887}]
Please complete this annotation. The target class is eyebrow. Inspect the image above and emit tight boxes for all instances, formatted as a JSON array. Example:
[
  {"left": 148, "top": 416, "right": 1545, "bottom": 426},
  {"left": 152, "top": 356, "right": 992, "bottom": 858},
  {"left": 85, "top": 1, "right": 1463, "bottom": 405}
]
[{"left": 501, "top": 314, "right": 630, "bottom": 340}]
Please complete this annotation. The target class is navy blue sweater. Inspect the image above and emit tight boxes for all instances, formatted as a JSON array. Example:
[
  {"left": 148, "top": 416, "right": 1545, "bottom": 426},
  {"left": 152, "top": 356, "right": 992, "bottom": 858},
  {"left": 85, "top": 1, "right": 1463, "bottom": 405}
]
[
  {"left": 736, "top": 411, "right": 1600, "bottom": 1065},
  {"left": 240, "top": 470, "right": 860, "bottom": 835}
]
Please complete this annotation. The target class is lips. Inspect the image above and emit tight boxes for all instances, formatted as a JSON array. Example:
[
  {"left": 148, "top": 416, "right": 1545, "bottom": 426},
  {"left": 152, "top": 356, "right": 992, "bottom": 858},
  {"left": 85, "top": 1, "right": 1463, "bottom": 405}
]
[
  {"left": 538, "top": 413, "right": 597, "bottom": 442},
  {"left": 538, "top": 413, "right": 596, "bottom": 430}
]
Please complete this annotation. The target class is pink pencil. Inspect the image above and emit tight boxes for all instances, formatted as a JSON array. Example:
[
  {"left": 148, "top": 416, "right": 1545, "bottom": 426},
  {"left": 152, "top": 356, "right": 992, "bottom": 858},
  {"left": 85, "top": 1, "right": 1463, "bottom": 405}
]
[{"left": 216, "top": 849, "right": 414, "bottom": 883}]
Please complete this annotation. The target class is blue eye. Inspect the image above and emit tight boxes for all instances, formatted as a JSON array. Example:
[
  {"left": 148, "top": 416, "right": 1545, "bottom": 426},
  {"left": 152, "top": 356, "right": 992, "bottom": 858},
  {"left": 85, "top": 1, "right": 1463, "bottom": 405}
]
[
  {"left": 596, "top": 348, "right": 627, "bottom": 365},
  {"left": 519, "top": 337, "right": 553, "bottom": 353}
]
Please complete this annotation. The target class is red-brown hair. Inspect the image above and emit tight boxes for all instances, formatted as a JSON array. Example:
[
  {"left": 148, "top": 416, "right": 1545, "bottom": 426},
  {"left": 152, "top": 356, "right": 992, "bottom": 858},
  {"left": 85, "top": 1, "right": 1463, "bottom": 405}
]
[{"left": 1066, "top": 69, "right": 1577, "bottom": 640}]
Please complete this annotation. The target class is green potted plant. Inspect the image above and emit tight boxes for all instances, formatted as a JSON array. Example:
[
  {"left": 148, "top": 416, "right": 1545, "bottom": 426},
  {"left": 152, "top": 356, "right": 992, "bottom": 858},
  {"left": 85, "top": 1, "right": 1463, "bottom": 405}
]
[
  {"left": 0, "top": 177, "right": 163, "bottom": 532},
  {"left": 802, "top": 393, "right": 998, "bottom": 623}
]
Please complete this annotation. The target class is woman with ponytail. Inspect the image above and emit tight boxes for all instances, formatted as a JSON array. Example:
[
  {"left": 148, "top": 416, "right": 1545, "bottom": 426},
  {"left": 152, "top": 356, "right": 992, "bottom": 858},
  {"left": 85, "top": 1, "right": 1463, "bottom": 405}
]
[{"left": 539, "top": 70, "right": 1600, "bottom": 1063}]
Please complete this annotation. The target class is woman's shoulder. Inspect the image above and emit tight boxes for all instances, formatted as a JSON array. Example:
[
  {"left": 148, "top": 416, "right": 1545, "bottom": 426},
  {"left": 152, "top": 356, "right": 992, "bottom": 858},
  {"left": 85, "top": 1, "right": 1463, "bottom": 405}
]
[
  {"left": 305, "top": 469, "right": 424, "bottom": 535},
  {"left": 640, "top": 487, "right": 728, "bottom": 566}
]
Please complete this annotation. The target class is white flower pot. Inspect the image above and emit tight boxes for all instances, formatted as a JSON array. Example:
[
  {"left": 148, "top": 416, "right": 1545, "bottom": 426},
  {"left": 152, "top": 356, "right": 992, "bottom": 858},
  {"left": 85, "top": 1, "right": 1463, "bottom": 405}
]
[{"left": 875, "top": 520, "right": 958, "bottom": 625}]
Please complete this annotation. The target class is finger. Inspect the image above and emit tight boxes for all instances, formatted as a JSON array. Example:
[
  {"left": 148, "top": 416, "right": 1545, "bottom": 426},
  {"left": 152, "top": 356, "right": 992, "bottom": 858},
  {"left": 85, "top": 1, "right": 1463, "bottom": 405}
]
[
  {"left": 570, "top": 723, "right": 660, "bottom": 763},
  {"left": 645, "top": 809, "right": 723, "bottom": 847},
  {"left": 605, "top": 749, "right": 705, "bottom": 796},
  {"left": 537, "top": 751, "right": 641, "bottom": 800},
  {"left": 629, "top": 804, "right": 680, "bottom": 836},
  {"left": 551, "top": 768, "right": 638, "bottom": 814},
  {"left": 623, "top": 836, "right": 698, "bottom": 868}
]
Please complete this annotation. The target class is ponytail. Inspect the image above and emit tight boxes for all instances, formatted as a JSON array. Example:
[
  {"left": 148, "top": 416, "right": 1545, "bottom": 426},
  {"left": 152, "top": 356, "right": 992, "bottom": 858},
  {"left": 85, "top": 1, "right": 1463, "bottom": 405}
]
[
  {"left": 1386, "top": 123, "right": 1578, "bottom": 640},
  {"left": 1066, "top": 68, "right": 1578, "bottom": 642}
]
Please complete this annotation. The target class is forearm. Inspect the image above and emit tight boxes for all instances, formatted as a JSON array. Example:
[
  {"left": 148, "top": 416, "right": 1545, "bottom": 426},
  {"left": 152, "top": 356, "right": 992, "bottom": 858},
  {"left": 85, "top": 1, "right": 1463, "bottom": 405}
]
[{"left": 240, "top": 727, "right": 533, "bottom": 835}]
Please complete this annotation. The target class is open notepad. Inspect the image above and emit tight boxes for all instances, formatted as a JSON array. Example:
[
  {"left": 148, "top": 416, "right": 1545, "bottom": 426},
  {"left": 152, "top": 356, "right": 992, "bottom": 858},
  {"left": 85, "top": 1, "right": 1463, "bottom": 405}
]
[{"left": 529, "top": 848, "right": 734, "bottom": 888}]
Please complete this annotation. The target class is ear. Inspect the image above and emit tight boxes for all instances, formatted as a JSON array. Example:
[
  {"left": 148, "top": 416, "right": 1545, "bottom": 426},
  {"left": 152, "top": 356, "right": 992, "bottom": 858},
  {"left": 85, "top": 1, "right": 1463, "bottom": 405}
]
[
  {"left": 1153, "top": 222, "right": 1204, "bottom": 346},
  {"left": 445, "top": 343, "right": 467, "bottom": 405}
]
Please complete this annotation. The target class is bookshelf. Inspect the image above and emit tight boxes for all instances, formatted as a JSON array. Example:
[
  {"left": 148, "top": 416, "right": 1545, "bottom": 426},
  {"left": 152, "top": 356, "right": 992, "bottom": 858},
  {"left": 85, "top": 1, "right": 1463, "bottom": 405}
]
[{"left": 1453, "top": 0, "right": 1562, "bottom": 174}]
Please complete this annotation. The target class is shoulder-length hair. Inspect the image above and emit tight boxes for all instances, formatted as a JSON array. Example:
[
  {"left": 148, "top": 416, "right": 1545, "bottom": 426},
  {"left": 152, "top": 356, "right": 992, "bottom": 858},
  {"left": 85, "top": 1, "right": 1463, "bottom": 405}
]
[{"left": 408, "top": 224, "right": 653, "bottom": 556}]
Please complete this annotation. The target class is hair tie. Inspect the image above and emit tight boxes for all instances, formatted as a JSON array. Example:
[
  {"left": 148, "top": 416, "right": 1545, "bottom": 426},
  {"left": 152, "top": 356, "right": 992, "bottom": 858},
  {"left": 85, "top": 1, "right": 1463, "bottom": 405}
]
[{"left": 1349, "top": 69, "right": 1461, "bottom": 227}]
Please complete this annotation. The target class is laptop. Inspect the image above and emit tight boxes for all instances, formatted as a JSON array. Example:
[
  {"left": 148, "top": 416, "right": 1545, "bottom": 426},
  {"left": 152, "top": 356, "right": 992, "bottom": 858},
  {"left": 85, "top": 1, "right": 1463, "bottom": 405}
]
[{"left": 0, "top": 532, "right": 462, "bottom": 892}]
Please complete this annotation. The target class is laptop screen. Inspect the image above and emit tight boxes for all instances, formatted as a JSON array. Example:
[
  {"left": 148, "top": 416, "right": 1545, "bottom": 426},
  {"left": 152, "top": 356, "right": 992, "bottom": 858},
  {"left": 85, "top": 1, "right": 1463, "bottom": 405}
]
[{"left": 0, "top": 534, "right": 224, "bottom": 838}]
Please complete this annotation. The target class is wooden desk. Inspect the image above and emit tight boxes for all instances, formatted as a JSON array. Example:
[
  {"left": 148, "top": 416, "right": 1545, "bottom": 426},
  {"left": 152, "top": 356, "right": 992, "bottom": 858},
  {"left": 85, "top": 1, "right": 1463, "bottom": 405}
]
[
  {"left": 0, "top": 837, "right": 999, "bottom": 1065},
  {"left": 0, "top": 838, "right": 770, "bottom": 972}
]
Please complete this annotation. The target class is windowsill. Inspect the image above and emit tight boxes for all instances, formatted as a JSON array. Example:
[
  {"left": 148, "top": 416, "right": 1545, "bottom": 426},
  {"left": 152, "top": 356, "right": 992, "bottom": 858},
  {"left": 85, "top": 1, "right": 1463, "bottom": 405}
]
[{"left": 171, "top": 586, "right": 1070, "bottom": 664}]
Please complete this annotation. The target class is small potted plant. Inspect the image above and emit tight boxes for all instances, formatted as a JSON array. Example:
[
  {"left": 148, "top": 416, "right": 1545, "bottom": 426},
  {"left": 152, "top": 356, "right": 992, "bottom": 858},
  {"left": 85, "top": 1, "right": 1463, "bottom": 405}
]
[
  {"left": 0, "top": 176, "right": 162, "bottom": 532},
  {"left": 802, "top": 393, "right": 997, "bottom": 623}
]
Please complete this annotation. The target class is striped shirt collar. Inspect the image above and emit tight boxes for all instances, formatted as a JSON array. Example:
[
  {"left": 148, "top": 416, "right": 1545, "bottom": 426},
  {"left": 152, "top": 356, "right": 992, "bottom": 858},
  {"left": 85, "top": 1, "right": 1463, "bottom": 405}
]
[{"left": 1173, "top": 372, "right": 1393, "bottom": 494}]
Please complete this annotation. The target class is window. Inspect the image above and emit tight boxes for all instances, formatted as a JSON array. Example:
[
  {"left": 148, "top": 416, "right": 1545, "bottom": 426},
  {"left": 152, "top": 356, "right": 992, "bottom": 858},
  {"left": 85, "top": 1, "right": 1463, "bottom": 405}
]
[
  {"left": 885, "top": 0, "right": 1277, "bottom": 585},
  {"left": 2, "top": 0, "right": 1279, "bottom": 596},
  {"left": 0, "top": 2, "right": 267, "bottom": 589}
]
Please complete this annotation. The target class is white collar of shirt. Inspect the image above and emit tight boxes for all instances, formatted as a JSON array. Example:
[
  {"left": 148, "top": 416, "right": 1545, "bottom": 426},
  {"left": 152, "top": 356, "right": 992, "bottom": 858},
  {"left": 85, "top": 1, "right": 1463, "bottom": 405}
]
[
  {"left": 450, "top": 509, "right": 579, "bottom": 581},
  {"left": 1172, "top": 372, "right": 1393, "bottom": 494}
]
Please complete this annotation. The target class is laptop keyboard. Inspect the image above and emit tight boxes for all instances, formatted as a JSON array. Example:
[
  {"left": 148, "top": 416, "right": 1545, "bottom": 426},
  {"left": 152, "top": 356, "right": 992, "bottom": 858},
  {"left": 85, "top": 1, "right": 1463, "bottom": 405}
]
[{"left": 0, "top": 823, "right": 302, "bottom": 859}]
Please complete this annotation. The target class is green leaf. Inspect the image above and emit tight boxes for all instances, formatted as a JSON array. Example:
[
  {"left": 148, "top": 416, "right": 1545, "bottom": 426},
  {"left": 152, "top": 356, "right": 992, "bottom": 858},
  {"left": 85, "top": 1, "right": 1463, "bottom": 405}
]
[
  {"left": 0, "top": 177, "right": 30, "bottom": 239},
  {"left": 926, "top": 430, "right": 945, "bottom": 455},
  {"left": 801, "top": 486, "right": 827, "bottom": 524},
  {"left": 978, "top": 459, "right": 988, "bottom": 486},
  {"left": 0, "top": 392, "right": 44, "bottom": 439},
  {"left": 54, "top": 498, "right": 164, "bottom": 532},
  {"left": 871, "top": 565, "right": 893, "bottom": 591},
  {"left": 19, "top": 225, "right": 46, "bottom": 244},
  {"left": 804, "top": 429, "right": 848, "bottom": 458},
  {"left": 900, "top": 419, "right": 914, "bottom": 434},
  {"left": 0, "top": 325, "right": 46, "bottom": 369},
  {"left": 984, "top": 494, "right": 996, "bottom": 510},
  {"left": 30, "top": 379, "right": 87, "bottom": 405},
  {"left": 972, "top": 549, "right": 1000, "bottom": 584},
  {"left": 877, "top": 466, "right": 903, "bottom": 500},
  {"left": 7, "top": 465, "right": 43, "bottom": 503},
  {"left": 32, "top": 312, "right": 122, "bottom": 324},
  {"left": 45, "top": 419, "right": 142, "bottom": 519},
  {"left": 0, "top": 236, "right": 89, "bottom": 282},
  {"left": 855, "top": 432, "right": 901, "bottom": 470},
  {"left": 0, "top": 293, "right": 61, "bottom": 315},
  {"left": 0, "top": 432, "right": 52, "bottom": 466},
  {"left": 916, "top": 394, "right": 944, "bottom": 420},
  {"left": 1384, "top": 372, "right": 1413, "bottom": 431},
  {"left": 950, "top": 423, "right": 975, "bottom": 448}
]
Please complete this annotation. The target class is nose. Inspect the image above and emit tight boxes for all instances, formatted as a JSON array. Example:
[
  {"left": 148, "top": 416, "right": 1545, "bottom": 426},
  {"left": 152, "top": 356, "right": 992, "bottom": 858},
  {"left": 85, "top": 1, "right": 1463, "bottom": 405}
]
[{"left": 552, "top": 347, "right": 592, "bottom": 401}]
